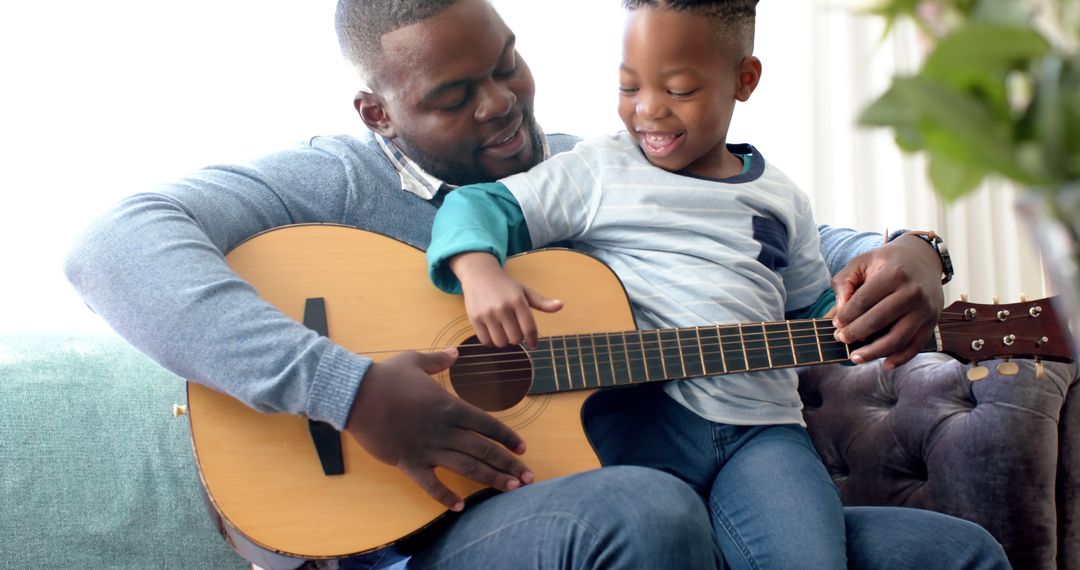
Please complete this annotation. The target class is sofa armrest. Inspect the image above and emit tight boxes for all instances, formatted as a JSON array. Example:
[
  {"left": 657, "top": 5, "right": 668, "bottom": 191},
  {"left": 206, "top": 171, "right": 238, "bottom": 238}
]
[
  {"left": 0, "top": 331, "right": 247, "bottom": 569},
  {"left": 799, "top": 353, "right": 1077, "bottom": 570},
  {"left": 1060, "top": 382, "right": 1080, "bottom": 570}
]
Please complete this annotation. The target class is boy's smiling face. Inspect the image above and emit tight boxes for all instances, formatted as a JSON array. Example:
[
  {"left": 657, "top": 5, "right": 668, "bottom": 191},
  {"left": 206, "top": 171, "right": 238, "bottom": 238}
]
[{"left": 619, "top": 7, "right": 760, "bottom": 179}]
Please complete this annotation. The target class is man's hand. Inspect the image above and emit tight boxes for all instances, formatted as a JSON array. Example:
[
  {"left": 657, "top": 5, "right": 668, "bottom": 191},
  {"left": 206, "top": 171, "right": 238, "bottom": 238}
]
[
  {"left": 344, "top": 348, "right": 534, "bottom": 512},
  {"left": 830, "top": 234, "right": 945, "bottom": 369},
  {"left": 451, "top": 252, "right": 563, "bottom": 348}
]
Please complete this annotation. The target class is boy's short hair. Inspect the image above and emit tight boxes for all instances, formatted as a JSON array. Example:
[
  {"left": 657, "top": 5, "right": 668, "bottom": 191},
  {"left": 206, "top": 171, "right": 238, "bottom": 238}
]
[
  {"left": 623, "top": 0, "right": 758, "bottom": 59},
  {"left": 334, "top": 0, "right": 460, "bottom": 84}
]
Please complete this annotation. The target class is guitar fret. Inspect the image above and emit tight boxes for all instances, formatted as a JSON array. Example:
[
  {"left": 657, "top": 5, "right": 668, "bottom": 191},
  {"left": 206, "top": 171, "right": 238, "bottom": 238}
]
[
  {"left": 605, "top": 333, "right": 617, "bottom": 387},
  {"left": 786, "top": 321, "right": 797, "bottom": 363},
  {"left": 659, "top": 329, "right": 684, "bottom": 380},
  {"left": 677, "top": 327, "right": 703, "bottom": 378},
  {"left": 695, "top": 327, "right": 708, "bottom": 375},
  {"left": 697, "top": 326, "right": 724, "bottom": 375},
  {"left": 561, "top": 336, "right": 575, "bottom": 389},
  {"left": 818, "top": 320, "right": 850, "bottom": 362},
  {"left": 656, "top": 330, "right": 669, "bottom": 379},
  {"left": 761, "top": 323, "right": 773, "bottom": 368},
  {"left": 576, "top": 334, "right": 590, "bottom": 388},
  {"left": 764, "top": 322, "right": 795, "bottom": 368},
  {"left": 674, "top": 329, "right": 689, "bottom": 378},
  {"left": 638, "top": 331, "right": 651, "bottom": 382},
  {"left": 741, "top": 323, "right": 769, "bottom": 370},
  {"left": 737, "top": 323, "right": 750, "bottom": 371},
  {"left": 588, "top": 333, "right": 604, "bottom": 387},
  {"left": 620, "top": 331, "right": 634, "bottom": 384},
  {"left": 718, "top": 325, "right": 744, "bottom": 371},
  {"left": 789, "top": 320, "right": 821, "bottom": 365},
  {"left": 716, "top": 326, "right": 728, "bottom": 373},
  {"left": 548, "top": 338, "right": 560, "bottom": 391},
  {"left": 811, "top": 320, "right": 824, "bottom": 362}
]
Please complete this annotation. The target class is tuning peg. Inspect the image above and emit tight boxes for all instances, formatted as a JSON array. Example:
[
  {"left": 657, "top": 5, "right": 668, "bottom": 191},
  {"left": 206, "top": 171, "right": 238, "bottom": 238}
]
[
  {"left": 1035, "top": 358, "right": 1045, "bottom": 380},
  {"left": 967, "top": 365, "right": 990, "bottom": 382},
  {"left": 997, "top": 360, "right": 1020, "bottom": 376},
  {"left": 1019, "top": 293, "right": 1029, "bottom": 302},
  {"left": 961, "top": 292, "right": 969, "bottom": 302}
]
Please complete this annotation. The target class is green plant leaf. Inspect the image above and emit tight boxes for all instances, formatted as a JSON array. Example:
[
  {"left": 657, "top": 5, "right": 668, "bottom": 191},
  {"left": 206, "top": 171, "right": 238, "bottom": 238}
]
[
  {"left": 859, "top": 83, "right": 928, "bottom": 151},
  {"left": 922, "top": 24, "right": 1051, "bottom": 91},
  {"left": 927, "top": 153, "right": 988, "bottom": 201},
  {"left": 877, "top": 77, "right": 1018, "bottom": 166}
]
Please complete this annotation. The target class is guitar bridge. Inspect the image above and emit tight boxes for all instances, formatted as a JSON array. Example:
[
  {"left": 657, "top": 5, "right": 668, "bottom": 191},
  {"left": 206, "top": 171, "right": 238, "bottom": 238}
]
[{"left": 305, "top": 297, "right": 345, "bottom": 476}]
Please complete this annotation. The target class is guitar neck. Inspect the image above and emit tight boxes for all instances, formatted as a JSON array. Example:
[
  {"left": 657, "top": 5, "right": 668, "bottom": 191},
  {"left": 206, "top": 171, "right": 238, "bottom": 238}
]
[{"left": 526, "top": 319, "right": 939, "bottom": 394}]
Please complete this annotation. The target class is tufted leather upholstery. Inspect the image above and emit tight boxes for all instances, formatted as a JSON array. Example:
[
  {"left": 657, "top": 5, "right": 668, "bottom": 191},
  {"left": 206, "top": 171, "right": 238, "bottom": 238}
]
[{"left": 799, "top": 354, "right": 1079, "bottom": 570}]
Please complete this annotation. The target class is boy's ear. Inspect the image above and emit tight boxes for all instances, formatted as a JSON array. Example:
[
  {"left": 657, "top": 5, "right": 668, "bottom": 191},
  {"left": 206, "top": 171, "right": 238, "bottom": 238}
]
[
  {"left": 735, "top": 56, "right": 762, "bottom": 102},
  {"left": 354, "top": 90, "right": 396, "bottom": 138}
]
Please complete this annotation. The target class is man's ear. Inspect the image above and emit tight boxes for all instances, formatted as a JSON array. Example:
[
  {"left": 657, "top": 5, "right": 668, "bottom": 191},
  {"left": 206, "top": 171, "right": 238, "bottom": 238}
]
[
  {"left": 354, "top": 91, "right": 396, "bottom": 138},
  {"left": 735, "top": 56, "right": 762, "bottom": 102}
]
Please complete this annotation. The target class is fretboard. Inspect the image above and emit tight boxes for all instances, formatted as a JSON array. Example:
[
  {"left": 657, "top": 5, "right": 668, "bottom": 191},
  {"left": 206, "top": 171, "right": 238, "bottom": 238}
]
[{"left": 526, "top": 318, "right": 907, "bottom": 394}]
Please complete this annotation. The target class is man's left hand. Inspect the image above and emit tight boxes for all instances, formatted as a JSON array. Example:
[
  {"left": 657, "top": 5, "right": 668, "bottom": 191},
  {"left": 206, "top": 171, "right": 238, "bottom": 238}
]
[{"left": 829, "top": 234, "right": 945, "bottom": 369}]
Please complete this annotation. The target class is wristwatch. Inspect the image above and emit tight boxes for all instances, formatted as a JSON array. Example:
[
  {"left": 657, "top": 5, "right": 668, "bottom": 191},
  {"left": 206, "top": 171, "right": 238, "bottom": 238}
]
[{"left": 914, "top": 232, "right": 954, "bottom": 285}]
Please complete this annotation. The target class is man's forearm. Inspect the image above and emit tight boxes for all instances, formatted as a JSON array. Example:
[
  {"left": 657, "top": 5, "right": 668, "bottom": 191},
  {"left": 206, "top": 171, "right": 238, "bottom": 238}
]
[{"left": 817, "top": 224, "right": 887, "bottom": 276}]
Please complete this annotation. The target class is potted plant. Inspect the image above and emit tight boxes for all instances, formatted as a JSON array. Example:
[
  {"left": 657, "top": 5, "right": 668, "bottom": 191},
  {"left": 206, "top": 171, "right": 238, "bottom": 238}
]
[{"left": 860, "top": 0, "right": 1080, "bottom": 351}]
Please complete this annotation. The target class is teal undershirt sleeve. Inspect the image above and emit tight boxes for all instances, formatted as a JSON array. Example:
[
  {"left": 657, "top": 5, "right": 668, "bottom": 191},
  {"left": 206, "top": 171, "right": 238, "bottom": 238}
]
[
  {"left": 785, "top": 288, "right": 836, "bottom": 320},
  {"left": 427, "top": 182, "right": 533, "bottom": 294}
]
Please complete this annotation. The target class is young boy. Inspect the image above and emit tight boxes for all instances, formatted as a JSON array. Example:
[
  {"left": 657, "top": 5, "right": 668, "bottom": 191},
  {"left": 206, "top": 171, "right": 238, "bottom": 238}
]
[{"left": 427, "top": 1, "right": 846, "bottom": 567}]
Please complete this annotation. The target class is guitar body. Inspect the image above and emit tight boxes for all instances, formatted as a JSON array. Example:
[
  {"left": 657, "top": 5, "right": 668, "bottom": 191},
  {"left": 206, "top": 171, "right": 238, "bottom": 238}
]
[{"left": 187, "top": 224, "right": 636, "bottom": 559}]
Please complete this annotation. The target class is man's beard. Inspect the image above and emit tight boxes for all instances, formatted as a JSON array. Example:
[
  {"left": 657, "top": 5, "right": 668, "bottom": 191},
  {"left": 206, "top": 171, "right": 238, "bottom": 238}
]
[{"left": 402, "top": 115, "right": 545, "bottom": 187}]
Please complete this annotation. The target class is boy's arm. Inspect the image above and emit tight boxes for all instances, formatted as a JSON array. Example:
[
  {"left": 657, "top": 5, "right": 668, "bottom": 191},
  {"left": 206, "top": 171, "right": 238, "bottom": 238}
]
[
  {"left": 785, "top": 289, "right": 836, "bottom": 320},
  {"left": 427, "top": 182, "right": 533, "bottom": 293},
  {"left": 428, "top": 183, "right": 562, "bottom": 348}
]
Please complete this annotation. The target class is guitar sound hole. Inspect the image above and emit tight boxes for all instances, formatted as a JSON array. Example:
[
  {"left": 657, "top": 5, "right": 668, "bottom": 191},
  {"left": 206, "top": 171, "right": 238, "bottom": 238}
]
[{"left": 449, "top": 336, "right": 532, "bottom": 411}]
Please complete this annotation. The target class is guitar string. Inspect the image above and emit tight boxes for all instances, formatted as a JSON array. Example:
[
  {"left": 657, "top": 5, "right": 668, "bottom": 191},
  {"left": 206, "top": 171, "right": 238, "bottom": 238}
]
[
  {"left": 359, "top": 336, "right": 1057, "bottom": 374},
  {"left": 443, "top": 333, "right": 1058, "bottom": 382},
  {"left": 348, "top": 316, "right": 1055, "bottom": 361},
  {"left": 442, "top": 326, "right": 1058, "bottom": 377},
  {"left": 422, "top": 328, "right": 1061, "bottom": 383}
]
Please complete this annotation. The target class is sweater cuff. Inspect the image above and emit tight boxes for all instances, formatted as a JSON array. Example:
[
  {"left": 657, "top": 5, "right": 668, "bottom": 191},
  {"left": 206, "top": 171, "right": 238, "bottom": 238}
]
[
  {"left": 305, "top": 341, "right": 372, "bottom": 430},
  {"left": 427, "top": 231, "right": 504, "bottom": 294}
]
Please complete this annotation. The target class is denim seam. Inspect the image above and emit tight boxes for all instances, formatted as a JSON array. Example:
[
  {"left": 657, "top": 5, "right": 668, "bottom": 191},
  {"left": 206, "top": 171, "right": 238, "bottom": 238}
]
[
  {"left": 710, "top": 495, "right": 759, "bottom": 570},
  {"left": 710, "top": 422, "right": 760, "bottom": 570}
]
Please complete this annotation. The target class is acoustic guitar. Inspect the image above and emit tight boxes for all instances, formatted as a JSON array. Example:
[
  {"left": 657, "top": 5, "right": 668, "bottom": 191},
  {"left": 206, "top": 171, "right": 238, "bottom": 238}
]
[{"left": 186, "top": 224, "right": 1074, "bottom": 560}]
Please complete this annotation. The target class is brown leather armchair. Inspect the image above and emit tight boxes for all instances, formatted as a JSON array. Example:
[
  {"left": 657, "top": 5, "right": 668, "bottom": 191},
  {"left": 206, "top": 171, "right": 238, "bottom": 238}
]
[{"left": 799, "top": 355, "right": 1079, "bottom": 570}]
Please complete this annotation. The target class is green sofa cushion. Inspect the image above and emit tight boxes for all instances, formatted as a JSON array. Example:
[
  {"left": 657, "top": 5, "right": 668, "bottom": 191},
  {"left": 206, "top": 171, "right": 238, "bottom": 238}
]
[{"left": 1, "top": 331, "right": 247, "bottom": 569}]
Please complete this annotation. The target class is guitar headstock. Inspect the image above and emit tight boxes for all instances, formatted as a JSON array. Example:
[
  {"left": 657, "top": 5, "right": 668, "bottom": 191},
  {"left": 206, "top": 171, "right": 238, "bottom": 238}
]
[{"left": 939, "top": 296, "right": 1075, "bottom": 364}]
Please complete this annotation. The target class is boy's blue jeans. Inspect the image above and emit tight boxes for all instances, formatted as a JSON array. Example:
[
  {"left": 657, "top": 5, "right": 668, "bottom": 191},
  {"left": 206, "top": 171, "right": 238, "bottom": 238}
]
[
  {"left": 393, "top": 383, "right": 1009, "bottom": 569},
  {"left": 583, "top": 383, "right": 1010, "bottom": 569}
]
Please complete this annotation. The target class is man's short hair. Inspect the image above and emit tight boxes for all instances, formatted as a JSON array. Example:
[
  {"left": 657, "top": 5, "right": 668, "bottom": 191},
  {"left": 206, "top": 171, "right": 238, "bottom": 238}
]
[
  {"left": 335, "top": 0, "right": 461, "bottom": 85},
  {"left": 622, "top": 0, "right": 758, "bottom": 58}
]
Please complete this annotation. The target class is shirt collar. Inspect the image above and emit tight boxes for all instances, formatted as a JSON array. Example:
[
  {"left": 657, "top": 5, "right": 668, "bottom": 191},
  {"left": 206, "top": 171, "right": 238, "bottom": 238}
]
[{"left": 375, "top": 128, "right": 550, "bottom": 201}]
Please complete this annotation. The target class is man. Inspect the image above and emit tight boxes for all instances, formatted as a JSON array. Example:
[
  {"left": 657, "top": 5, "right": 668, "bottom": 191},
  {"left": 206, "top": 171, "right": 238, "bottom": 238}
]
[{"left": 65, "top": 0, "right": 1004, "bottom": 568}]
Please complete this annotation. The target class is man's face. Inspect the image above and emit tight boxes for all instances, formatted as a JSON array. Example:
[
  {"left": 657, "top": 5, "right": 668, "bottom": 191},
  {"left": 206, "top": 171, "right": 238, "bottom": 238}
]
[
  {"left": 372, "top": 0, "right": 543, "bottom": 185},
  {"left": 618, "top": 8, "right": 755, "bottom": 179}
]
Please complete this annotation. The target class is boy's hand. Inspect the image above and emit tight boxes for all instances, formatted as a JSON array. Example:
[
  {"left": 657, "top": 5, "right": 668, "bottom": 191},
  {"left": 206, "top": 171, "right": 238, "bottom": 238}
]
[
  {"left": 450, "top": 252, "right": 563, "bottom": 348},
  {"left": 345, "top": 348, "right": 534, "bottom": 512},
  {"left": 830, "top": 234, "right": 944, "bottom": 369}
]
